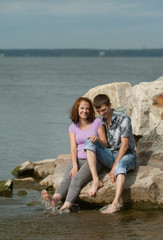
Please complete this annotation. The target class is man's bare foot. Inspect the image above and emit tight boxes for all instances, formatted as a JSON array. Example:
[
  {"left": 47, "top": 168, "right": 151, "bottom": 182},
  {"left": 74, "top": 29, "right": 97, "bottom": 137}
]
[
  {"left": 100, "top": 203, "right": 122, "bottom": 214},
  {"left": 88, "top": 180, "right": 103, "bottom": 197},
  {"left": 41, "top": 190, "right": 56, "bottom": 207}
]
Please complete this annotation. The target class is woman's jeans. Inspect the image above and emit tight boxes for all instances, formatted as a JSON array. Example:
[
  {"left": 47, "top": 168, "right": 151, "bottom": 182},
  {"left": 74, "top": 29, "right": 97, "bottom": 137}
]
[{"left": 84, "top": 139, "right": 136, "bottom": 177}]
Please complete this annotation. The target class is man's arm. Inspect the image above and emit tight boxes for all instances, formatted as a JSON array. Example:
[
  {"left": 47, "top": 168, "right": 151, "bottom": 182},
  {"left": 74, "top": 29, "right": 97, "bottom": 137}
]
[{"left": 109, "top": 137, "right": 129, "bottom": 183}]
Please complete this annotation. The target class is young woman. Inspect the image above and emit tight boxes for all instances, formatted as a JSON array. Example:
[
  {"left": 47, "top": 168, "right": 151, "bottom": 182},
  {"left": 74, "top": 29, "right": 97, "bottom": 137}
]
[{"left": 41, "top": 97, "right": 107, "bottom": 211}]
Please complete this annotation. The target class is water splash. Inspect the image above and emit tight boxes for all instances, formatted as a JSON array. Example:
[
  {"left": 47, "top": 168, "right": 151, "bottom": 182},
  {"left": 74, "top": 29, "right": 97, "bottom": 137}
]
[{"left": 41, "top": 199, "right": 80, "bottom": 216}]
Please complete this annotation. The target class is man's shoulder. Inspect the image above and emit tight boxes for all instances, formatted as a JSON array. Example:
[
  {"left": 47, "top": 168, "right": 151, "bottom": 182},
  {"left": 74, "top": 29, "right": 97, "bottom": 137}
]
[
  {"left": 114, "top": 110, "right": 130, "bottom": 120},
  {"left": 113, "top": 110, "right": 131, "bottom": 126},
  {"left": 96, "top": 115, "right": 104, "bottom": 121}
]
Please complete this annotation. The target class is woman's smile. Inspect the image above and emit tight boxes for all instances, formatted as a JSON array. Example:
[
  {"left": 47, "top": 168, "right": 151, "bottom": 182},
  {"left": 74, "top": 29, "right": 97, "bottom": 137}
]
[{"left": 78, "top": 101, "right": 90, "bottom": 119}]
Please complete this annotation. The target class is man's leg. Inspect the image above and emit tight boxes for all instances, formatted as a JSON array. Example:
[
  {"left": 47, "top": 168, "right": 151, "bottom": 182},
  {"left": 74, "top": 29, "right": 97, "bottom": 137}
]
[
  {"left": 114, "top": 174, "right": 126, "bottom": 204},
  {"left": 101, "top": 152, "right": 136, "bottom": 214},
  {"left": 101, "top": 174, "right": 125, "bottom": 214}
]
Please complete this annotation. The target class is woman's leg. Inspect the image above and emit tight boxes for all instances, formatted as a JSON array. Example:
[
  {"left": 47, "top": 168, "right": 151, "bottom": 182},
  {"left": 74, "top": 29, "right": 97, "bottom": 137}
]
[
  {"left": 55, "top": 160, "right": 73, "bottom": 197},
  {"left": 84, "top": 139, "right": 114, "bottom": 169},
  {"left": 41, "top": 161, "right": 73, "bottom": 206},
  {"left": 41, "top": 190, "right": 62, "bottom": 206},
  {"left": 61, "top": 159, "right": 104, "bottom": 209},
  {"left": 86, "top": 149, "right": 103, "bottom": 196},
  {"left": 84, "top": 139, "right": 115, "bottom": 196}
]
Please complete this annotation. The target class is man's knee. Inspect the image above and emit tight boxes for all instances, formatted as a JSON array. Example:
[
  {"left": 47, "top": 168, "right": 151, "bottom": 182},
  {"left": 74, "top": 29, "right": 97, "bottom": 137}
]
[
  {"left": 114, "top": 165, "right": 126, "bottom": 177},
  {"left": 114, "top": 154, "right": 136, "bottom": 177},
  {"left": 114, "top": 160, "right": 127, "bottom": 176}
]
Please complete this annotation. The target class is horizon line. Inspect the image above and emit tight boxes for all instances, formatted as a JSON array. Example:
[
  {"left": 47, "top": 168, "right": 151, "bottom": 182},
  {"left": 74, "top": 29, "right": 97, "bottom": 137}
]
[{"left": 0, "top": 47, "right": 163, "bottom": 50}]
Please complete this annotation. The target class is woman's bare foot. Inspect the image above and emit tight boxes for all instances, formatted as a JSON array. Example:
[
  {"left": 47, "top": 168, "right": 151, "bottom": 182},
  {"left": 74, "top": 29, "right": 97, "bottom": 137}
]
[
  {"left": 59, "top": 201, "right": 71, "bottom": 210},
  {"left": 41, "top": 190, "right": 56, "bottom": 207},
  {"left": 100, "top": 203, "right": 122, "bottom": 214},
  {"left": 88, "top": 180, "right": 103, "bottom": 197}
]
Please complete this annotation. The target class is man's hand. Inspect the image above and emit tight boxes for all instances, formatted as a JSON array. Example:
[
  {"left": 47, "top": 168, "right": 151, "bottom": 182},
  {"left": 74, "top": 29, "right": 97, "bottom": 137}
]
[
  {"left": 109, "top": 166, "right": 116, "bottom": 183},
  {"left": 69, "top": 166, "right": 78, "bottom": 178}
]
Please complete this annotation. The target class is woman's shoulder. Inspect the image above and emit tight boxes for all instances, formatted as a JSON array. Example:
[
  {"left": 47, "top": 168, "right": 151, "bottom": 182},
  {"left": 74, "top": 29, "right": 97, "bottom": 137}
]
[
  {"left": 94, "top": 117, "right": 103, "bottom": 123},
  {"left": 91, "top": 117, "right": 103, "bottom": 126},
  {"left": 69, "top": 122, "right": 78, "bottom": 132}
]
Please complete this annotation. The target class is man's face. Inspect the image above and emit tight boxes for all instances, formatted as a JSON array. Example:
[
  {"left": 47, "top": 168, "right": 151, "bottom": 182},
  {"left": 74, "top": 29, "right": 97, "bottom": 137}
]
[{"left": 95, "top": 104, "right": 111, "bottom": 119}]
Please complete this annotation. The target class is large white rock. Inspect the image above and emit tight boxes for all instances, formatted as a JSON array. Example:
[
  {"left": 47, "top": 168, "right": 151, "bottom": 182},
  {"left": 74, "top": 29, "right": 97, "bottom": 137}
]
[
  {"left": 80, "top": 166, "right": 163, "bottom": 209},
  {"left": 136, "top": 120, "right": 163, "bottom": 170},
  {"left": 39, "top": 154, "right": 71, "bottom": 188},
  {"left": 127, "top": 76, "right": 163, "bottom": 135},
  {"left": 38, "top": 156, "right": 163, "bottom": 209},
  {"left": 84, "top": 82, "right": 131, "bottom": 109},
  {"left": 84, "top": 76, "right": 163, "bottom": 136}
]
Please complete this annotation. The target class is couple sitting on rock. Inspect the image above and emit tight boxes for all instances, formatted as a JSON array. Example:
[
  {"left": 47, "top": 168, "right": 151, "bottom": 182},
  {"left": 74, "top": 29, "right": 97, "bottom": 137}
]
[{"left": 42, "top": 94, "right": 136, "bottom": 214}]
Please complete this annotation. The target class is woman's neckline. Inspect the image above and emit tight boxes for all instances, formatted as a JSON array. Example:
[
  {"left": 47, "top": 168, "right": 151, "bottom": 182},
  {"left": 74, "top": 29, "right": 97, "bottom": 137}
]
[{"left": 77, "top": 120, "right": 90, "bottom": 131}]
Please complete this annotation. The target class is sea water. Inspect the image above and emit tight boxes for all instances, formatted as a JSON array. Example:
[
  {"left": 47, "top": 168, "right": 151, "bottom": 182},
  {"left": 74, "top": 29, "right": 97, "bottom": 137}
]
[{"left": 0, "top": 57, "right": 163, "bottom": 240}]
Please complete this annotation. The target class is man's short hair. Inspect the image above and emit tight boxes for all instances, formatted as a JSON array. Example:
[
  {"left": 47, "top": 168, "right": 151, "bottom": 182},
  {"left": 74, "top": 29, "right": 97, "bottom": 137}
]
[{"left": 93, "top": 94, "right": 110, "bottom": 109}]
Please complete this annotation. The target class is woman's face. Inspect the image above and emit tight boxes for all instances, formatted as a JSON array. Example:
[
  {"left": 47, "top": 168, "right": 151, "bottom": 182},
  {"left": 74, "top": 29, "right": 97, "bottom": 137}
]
[{"left": 78, "top": 101, "right": 90, "bottom": 120}]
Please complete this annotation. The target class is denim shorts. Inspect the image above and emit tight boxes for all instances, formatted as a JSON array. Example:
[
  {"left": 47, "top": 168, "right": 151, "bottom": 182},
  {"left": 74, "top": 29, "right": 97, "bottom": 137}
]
[{"left": 84, "top": 139, "right": 136, "bottom": 177}]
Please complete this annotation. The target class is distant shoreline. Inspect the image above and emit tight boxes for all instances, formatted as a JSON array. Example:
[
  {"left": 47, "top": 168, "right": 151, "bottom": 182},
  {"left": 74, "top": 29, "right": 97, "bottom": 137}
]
[{"left": 0, "top": 48, "right": 163, "bottom": 57}]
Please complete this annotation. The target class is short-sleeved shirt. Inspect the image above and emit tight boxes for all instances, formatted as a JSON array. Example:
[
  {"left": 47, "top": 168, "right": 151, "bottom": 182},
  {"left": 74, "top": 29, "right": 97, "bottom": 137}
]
[
  {"left": 102, "top": 110, "right": 135, "bottom": 153},
  {"left": 69, "top": 118, "right": 103, "bottom": 159}
]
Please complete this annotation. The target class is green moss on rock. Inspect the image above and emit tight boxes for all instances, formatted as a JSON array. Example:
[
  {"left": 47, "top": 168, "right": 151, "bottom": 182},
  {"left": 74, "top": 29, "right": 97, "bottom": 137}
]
[
  {"left": 33, "top": 171, "right": 41, "bottom": 181},
  {"left": 17, "top": 190, "right": 27, "bottom": 196},
  {"left": 27, "top": 201, "right": 41, "bottom": 207},
  {"left": 12, "top": 165, "right": 21, "bottom": 177},
  {"left": 0, "top": 181, "right": 13, "bottom": 197}
]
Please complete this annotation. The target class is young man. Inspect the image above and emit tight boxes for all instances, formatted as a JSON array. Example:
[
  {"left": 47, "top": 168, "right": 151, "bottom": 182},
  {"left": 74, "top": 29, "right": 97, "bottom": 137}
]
[{"left": 84, "top": 94, "right": 136, "bottom": 214}]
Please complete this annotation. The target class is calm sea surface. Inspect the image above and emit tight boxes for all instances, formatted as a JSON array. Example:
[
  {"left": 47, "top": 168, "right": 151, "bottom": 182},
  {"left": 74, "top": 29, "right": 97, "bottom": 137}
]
[{"left": 0, "top": 57, "right": 163, "bottom": 240}]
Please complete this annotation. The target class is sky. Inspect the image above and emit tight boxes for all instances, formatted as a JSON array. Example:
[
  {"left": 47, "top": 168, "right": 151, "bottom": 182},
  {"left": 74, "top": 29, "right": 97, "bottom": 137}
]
[{"left": 0, "top": 0, "right": 163, "bottom": 49}]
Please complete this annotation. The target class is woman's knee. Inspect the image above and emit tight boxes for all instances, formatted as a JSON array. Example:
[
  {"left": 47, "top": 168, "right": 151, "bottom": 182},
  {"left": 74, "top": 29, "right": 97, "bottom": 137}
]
[
  {"left": 84, "top": 139, "right": 96, "bottom": 153},
  {"left": 70, "top": 170, "right": 91, "bottom": 189},
  {"left": 85, "top": 139, "right": 91, "bottom": 145},
  {"left": 69, "top": 177, "right": 82, "bottom": 192}
]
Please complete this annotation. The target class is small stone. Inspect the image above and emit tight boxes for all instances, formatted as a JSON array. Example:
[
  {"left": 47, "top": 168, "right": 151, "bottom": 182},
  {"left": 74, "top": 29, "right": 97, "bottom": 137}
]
[{"left": 17, "top": 190, "right": 27, "bottom": 196}]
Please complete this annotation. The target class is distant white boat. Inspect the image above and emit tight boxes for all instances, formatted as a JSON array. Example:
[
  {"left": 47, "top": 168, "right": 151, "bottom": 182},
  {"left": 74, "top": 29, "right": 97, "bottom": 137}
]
[{"left": 99, "top": 51, "right": 105, "bottom": 56}]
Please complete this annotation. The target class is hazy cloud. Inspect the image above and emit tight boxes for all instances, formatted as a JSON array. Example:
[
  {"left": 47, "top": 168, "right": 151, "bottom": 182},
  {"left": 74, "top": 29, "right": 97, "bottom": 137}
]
[
  {"left": 0, "top": 0, "right": 162, "bottom": 48},
  {"left": 1, "top": 0, "right": 162, "bottom": 18}
]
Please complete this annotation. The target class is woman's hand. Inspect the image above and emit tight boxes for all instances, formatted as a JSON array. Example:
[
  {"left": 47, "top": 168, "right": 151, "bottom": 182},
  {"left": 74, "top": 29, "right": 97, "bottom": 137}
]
[
  {"left": 69, "top": 165, "right": 78, "bottom": 178},
  {"left": 88, "top": 136, "right": 98, "bottom": 143}
]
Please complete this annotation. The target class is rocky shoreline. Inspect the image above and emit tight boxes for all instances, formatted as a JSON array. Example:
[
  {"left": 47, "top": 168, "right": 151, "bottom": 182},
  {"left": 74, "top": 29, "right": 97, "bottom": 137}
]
[{"left": 1, "top": 77, "right": 163, "bottom": 210}]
